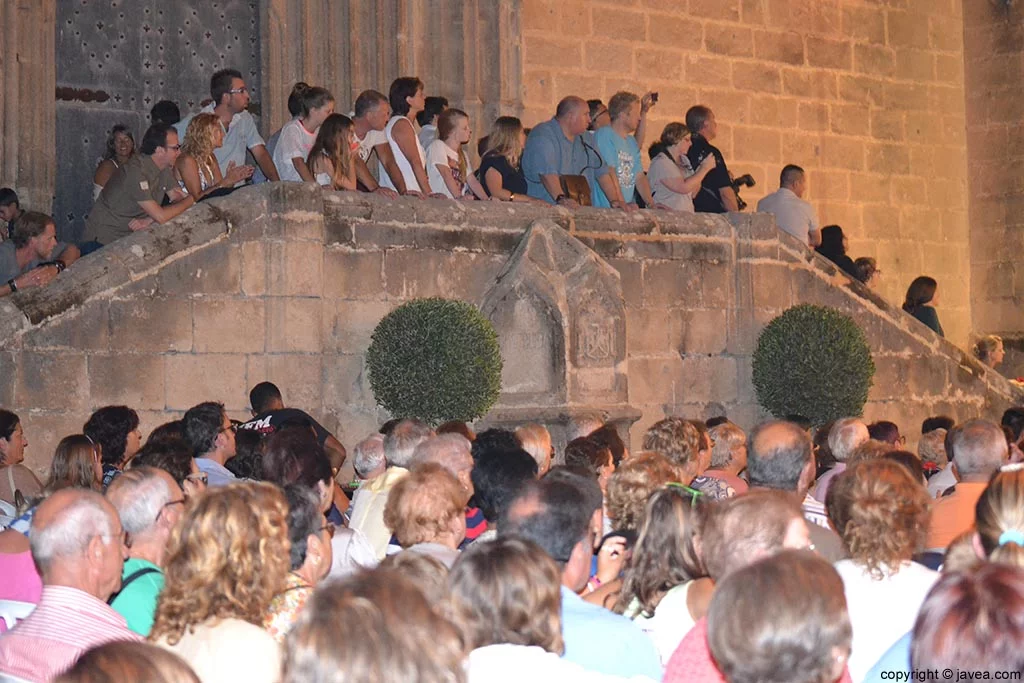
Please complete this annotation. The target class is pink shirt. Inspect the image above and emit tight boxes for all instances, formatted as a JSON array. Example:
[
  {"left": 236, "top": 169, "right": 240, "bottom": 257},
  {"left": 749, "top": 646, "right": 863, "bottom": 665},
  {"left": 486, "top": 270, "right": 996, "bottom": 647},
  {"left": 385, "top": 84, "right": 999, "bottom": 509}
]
[
  {"left": 0, "top": 551, "right": 42, "bottom": 634},
  {"left": 0, "top": 585, "right": 141, "bottom": 682}
]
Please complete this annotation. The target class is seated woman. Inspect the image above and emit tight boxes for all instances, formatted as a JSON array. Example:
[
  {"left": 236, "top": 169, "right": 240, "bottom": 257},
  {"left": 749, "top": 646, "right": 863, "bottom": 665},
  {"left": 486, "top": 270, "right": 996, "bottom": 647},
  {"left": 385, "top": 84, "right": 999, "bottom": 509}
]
[
  {"left": 973, "top": 334, "right": 1005, "bottom": 369},
  {"left": 0, "top": 410, "right": 42, "bottom": 512},
  {"left": 854, "top": 256, "right": 879, "bottom": 289},
  {"left": 273, "top": 85, "right": 336, "bottom": 183},
  {"left": 449, "top": 536, "right": 628, "bottom": 682},
  {"left": 378, "top": 77, "right": 432, "bottom": 196},
  {"left": 867, "top": 420, "right": 904, "bottom": 448},
  {"left": 614, "top": 487, "right": 712, "bottom": 665},
  {"left": 83, "top": 405, "right": 142, "bottom": 489},
  {"left": 426, "top": 109, "right": 488, "bottom": 200},
  {"left": 175, "top": 113, "right": 253, "bottom": 200},
  {"left": 815, "top": 225, "right": 859, "bottom": 277},
  {"left": 707, "top": 550, "right": 852, "bottom": 683},
  {"left": 479, "top": 117, "right": 543, "bottom": 204},
  {"left": 264, "top": 485, "right": 333, "bottom": 642},
  {"left": 646, "top": 123, "right": 716, "bottom": 212},
  {"left": 151, "top": 483, "right": 289, "bottom": 683},
  {"left": 825, "top": 459, "right": 937, "bottom": 682},
  {"left": 308, "top": 114, "right": 358, "bottom": 191},
  {"left": 902, "top": 275, "right": 944, "bottom": 337},
  {"left": 93, "top": 125, "right": 135, "bottom": 200},
  {"left": 383, "top": 463, "right": 469, "bottom": 568},
  {"left": 54, "top": 641, "right": 199, "bottom": 683}
]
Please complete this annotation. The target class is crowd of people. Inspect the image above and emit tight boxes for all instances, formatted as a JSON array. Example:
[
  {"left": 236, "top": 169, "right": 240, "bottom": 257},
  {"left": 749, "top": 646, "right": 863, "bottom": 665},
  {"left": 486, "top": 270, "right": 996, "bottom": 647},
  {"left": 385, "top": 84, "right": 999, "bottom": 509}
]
[
  {"left": 2, "top": 380, "right": 1024, "bottom": 682},
  {"left": 1, "top": 67, "right": 1004, "bottom": 361}
]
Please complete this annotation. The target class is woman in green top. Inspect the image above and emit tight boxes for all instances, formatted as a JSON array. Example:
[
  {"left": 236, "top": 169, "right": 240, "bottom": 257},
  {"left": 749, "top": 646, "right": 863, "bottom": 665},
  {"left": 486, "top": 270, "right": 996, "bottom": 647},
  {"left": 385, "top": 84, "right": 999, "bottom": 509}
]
[{"left": 902, "top": 275, "right": 944, "bottom": 338}]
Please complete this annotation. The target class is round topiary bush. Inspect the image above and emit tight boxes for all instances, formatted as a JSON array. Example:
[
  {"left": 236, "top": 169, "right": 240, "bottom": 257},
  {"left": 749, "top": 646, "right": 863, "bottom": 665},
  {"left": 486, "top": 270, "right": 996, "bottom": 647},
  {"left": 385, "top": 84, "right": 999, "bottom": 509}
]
[
  {"left": 366, "top": 297, "right": 503, "bottom": 425},
  {"left": 752, "top": 304, "right": 875, "bottom": 426}
]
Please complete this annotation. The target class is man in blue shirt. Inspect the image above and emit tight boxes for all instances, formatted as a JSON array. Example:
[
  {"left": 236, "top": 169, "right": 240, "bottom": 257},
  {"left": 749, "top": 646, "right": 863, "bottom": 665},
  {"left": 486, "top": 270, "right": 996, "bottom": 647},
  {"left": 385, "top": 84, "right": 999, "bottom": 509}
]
[
  {"left": 593, "top": 91, "right": 655, "bottom": 209},
  {"left": 500, "top": 471, "right": 662, "bottom": 680},
  {"left": 521, "top": 96, "right": 628, "bottom": 209},
  {"left": 182, "top": 401, "right": 238, "bottom": 487}
]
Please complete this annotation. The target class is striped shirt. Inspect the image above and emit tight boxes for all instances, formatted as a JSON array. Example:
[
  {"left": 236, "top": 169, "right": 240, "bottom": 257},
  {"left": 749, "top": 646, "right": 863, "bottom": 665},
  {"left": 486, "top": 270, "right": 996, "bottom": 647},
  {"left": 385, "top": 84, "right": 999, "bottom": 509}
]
[{"left": 0, "top": 585, "right": 141, "bottom": 682}]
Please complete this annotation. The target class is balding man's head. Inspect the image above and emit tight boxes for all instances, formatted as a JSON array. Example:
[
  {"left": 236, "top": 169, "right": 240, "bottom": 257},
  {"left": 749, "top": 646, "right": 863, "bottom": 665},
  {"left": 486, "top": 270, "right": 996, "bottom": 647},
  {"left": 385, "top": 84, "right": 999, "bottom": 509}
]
[
  {"left": 555, "top": 96, "right": 589, "bottom": 136},
  {"left": 556, "top": 96, "right": 587, "bottom": 120},
  {"left": 953, "top": 418, "right": 1009, "bottom": 480},
  {"left": 30, "top": 488, "right": 125, "bottom": 599},
  {"left": 747, "top": 421, "right": 814, "bottom": 493},
  {"left": 828, "top": 418, "right": 869, "bottom": 463}
]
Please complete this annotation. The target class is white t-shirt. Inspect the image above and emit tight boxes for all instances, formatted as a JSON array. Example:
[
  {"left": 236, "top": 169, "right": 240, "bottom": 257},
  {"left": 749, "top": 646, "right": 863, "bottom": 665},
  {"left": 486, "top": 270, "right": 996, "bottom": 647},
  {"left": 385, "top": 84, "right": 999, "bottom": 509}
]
[
  {"left": 466, "top": 644, "right": 647, "bottom": 683},
  {"left": 273, "top": 118, "right": 317, "bottom": 183},
  {"left": 624, "top": 582, "right": 696, "bottom": 666},
  {"left": 426, "top": 139, "right": 474, "bottom": 199},
  {"left": 418, "top": 123, "right": 438, "bottom": 151},
  {"left": 156, "top": 618, "right": 280, "bottom": 683},
  {"left": 647, "top": 153, "right": 695, "bottom": 213},
  {"left": 756, "top": 187, "right": 820, "bottom": 246},
  {"left": 834, "top": 559, "right": 939, "bottom": 683},
  {"left": 355, "top": 127, "right": 388, "bottom": 163}
]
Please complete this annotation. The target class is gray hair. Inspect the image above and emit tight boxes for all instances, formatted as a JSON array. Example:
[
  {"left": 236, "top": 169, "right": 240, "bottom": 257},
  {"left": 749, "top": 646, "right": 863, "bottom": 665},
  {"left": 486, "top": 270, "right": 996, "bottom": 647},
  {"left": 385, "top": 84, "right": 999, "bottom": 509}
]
[
  {"left": 710, "top": 423, "right": 746, "bottom": 469},
  {"left": 515, "top": 424, "right": 552, "bottom": 471},
  {"left": 384, "top": 419, "right": 433, "bottom": 469},
  {"left": 353, "top": 434, "right": 386, "bottom": 479},
  {"left": 953, "top": 419, "right": 1008, "bottom": 477},
  {"left": 567, "top": 412, "right": 605, "bottom": 442},
  {"left": 411, "top": 434, "right": 472, "bottom": 476},
  {"left": 918, "top": 428, "right": 948, "bottom": 468},
  {"left": 105, "top": 465, "right": 176, "bottom": 536},
  {"left": 828, "top": 418, "right": 869, "bottom": 463},
  {"left": 30, "top": 490, "right": 116, "bottom": 575}
]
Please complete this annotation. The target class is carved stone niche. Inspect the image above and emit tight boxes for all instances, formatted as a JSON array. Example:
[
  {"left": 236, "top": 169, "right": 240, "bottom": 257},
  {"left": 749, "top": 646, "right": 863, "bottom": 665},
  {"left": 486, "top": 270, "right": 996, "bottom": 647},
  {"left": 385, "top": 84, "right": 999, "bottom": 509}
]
[{"left": 480, "top": 220, "right": 640, "bottom": 455}]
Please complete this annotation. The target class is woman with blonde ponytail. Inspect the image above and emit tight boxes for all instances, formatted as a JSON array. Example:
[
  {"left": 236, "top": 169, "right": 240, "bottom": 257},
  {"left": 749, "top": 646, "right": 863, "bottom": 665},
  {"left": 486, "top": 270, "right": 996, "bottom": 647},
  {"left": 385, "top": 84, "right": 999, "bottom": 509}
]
[{"left": 975, "top": 464, "right": 1024, "bottom": 566}]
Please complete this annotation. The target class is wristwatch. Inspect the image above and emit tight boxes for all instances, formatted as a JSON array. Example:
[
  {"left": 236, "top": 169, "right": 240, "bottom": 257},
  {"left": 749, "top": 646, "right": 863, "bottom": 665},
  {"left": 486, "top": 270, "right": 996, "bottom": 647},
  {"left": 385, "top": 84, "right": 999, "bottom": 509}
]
[
  {"left": 7, "top": 278, "right": 16, "bottom": 293},
  {"left": 508, "top": 193, "right": 516, "bottom": 202},
  {"left": 555, "top": 194, "right": 567, "bottom": 204}
]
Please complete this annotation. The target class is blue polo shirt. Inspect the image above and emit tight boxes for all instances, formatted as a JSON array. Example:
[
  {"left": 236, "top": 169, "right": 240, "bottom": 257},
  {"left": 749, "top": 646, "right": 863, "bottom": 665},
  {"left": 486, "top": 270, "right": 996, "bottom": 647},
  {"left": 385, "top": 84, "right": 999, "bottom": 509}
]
[
  {"left": 560, "top": 586, "right": 662, "bottom": 679},
  {"left": 521, "top": 118, "right": 609, "bottom": 203}
]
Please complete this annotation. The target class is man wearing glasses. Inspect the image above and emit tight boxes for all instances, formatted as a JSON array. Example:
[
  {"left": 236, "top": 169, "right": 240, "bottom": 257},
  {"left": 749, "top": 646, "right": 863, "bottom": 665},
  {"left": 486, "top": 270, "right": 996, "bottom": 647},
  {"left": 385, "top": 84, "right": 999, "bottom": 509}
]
[
  {"left": 82, "top": 122, "right": 195, "bottom": 252},
  {"left": 175, "top": 68, "right": 279, "bottom": 184},
  {"left": 106, "top": 466, "right": 186, "bottom": 636},
  {"left": 182, "top": 402, "right": 238, "bottom": 488}
]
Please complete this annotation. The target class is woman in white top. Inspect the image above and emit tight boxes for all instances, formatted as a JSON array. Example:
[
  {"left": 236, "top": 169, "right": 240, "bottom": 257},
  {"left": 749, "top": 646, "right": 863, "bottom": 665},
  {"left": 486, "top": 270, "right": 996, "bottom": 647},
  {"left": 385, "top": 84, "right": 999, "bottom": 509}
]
[
  {"left": 646, "top": 123, "right": 717, "bottom": 213},
  {"left": 426, "top": 108, "right": 488, "bottom": 200},
  {"left": 151, "top": 483, "right": 290, "bottom": 683},
  {"left": 379, "top": 77, "right": 434, "bottom": 196},
  {"left": 826, "top": 459, "right": 938, "bottom": 683},
  {"left": 175, "top": 113, "right": 253, "bottom": 201},
  {"left": 93, "top": 125, "right": 135, "bottom": 199},
  {"left": 308, "top": 113, "right": 358, "bottom": 191},
  {"left": 613, "top": 486, "right": 713, "bottom": 665},
  {"left": 273, "top": 84, "right": 336, "bottom": 183},
  {"left": 451, "top": 536, "right": 647, "bottom": 683}
]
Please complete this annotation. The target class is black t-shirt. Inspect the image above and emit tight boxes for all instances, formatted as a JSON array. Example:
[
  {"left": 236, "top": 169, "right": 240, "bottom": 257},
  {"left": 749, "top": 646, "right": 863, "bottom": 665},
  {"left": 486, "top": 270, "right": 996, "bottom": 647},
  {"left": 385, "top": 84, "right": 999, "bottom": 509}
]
[
  {"left": 478, "top": 152, "right": 528, "bottom": 196},
  {"left": 238, "top": 408, "right": 331, "bottom": 446},
  {"left": 687, "top": 135, "right": 731, "bottom": 213}
]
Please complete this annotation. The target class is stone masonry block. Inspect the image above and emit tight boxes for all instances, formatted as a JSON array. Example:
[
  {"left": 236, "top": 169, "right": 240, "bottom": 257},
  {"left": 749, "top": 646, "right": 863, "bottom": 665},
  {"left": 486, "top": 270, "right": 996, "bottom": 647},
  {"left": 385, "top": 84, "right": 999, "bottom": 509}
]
[
  {"left": 584, "top": 41, "right": 634, "bottom": 75},
  {"left": 323, "top": 249, "right": 385, "bottom": 300},
  {"left": 607, "top": 259, "right": 642, "bottom": 308},
  {"left": 705, "top": 24, "right": 754, "bottom": 58},
  {"left": 267, "top": 241, "right": 324, "bottom": 297},
  {"left": 732, "top": 63, "right": 782, "bottom": 94},
  {"left": 805, "top": 36, "right": 852, "bottom": 70},
  {"left": 262, "top": 355, "right": 325, "bottom": 412},
  {"left": 841, "top": 5, "right": 885, "bottom": 44},
  {"left": 240, "top": 242, "right": 267, "bottom": 296},
  {"left": 678, "top": 356, "right": 739, "bottom": 404},
  {"left": 702, "top": 261, "right": 733, "bottom": 309},
  {"left": 0, "top": 352, "right": 15, "bottom": 407},
  {"left": 20, "top": 412, "right": 91, "bottom": 476},
  {"left": 16, "top": 352, "right": 88, "bottom": 412},
  {"left": 689, "top": 0, "right": 740, "bottom": 22},
  {"left": 193, "top": 299, "right": 267, "bottom": 353},
  {"left": 88, "top": 353, "right": 166, "bottom": 410},
  {"left": 109, "top": 298, "right": 193, "bottom": 353},
  {"left": 854, "top": 44, "right": 896, "bottom": 78},
  {"left": 525, "top": 35, "right": 583, "bottom": 68},
  {"left": 888, "top": 11, "right": 931, "bottom": 49},
  {"left": 674, "top": 309, "right": 729, "bottom": 355},
  {"left": 647, "top": 15, "right": 703, "bottom": 50},
  {"left": 642, "top": 261, "right": 702, "bottom": 309},
  {"left": 782, "top": 69, "right": 838, "bottom": 100},
  {"left": 591, "top": 6, "right": 645, "bottom": 39},
  {"left": 830, "top": 104, "right": 870, "bottom": 137},
  {"left": 165, "top": 354, "right": 248, "bottom": 411},
  {"left": 322, "top": 353, "right": 374, "bottom": 410},
  {"left": 384, "top": 250, "right": 447, "bottom": 300},
  {"left": 322, "top": 300, "right": 391, "bottom": 355},
  {"left": 156, "top": 242, "right": 242, "bottom": 296},
  {"left": 629, "top": 356, "right": 684, "bottom": 405},
  {"left": 267, "top": 298, "right": 323, "bottom": 353},
  {"left": 626, "top": 308, "right": 674, "bottom": 356},
  {"left": 753, "top": 29, "right": 805, "bottom": 65},
  {"left": 25, "top": 300, "right": 110, "bottom": 352},
  {"left": 750, "top": 263, "right": 793, "bottom": 310}
]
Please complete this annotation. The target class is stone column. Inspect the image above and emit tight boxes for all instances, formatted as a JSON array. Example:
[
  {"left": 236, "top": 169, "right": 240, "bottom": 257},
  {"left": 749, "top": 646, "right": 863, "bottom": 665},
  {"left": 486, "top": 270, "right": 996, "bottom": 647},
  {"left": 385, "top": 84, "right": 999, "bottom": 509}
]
[{"left": 0, "top": 0, "right": 56, "bottom": 212}]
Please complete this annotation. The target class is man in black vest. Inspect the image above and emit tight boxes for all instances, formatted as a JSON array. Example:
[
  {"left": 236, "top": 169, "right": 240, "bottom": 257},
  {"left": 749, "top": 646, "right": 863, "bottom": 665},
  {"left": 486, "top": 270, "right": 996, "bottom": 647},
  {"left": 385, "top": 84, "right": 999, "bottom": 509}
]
[{"left": 686, "top": 105, "right": 739, "bottom": 213}]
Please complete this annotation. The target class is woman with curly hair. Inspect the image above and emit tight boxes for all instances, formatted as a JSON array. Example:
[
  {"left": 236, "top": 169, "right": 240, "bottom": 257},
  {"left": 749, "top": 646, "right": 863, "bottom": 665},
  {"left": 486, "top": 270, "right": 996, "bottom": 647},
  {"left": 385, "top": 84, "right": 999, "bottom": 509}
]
[
  {"left": 83, "top": 405, "right": 142, "bottom": 489},
  {"left": 93, "top": 124, "right": 135, "bottom": 199},
  {"left": 614, "top": 487, "right": 712, "bottom": 665},
  {"left": 825, "top": 459, "right": 937, "bottom": 682},
  {"left": 308, "top": 113, "right": 358, "bottom": 191},
  {"left": 151, "top": 482, "right": 291, "bottom": 683},
  {"left": 174, "top": 113, "right": 252, "bottom": 201}
]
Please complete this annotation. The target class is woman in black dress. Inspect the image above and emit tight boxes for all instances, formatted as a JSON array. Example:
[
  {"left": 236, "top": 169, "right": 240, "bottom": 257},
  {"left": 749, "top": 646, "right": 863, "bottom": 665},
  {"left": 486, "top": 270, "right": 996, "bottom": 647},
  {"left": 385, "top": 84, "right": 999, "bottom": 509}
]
[
  {"left": 478, "top": 117, "right": 545, "bottom": 204},
  {"left": 815, "top": 225, "right": 859, "bottom": 278}
]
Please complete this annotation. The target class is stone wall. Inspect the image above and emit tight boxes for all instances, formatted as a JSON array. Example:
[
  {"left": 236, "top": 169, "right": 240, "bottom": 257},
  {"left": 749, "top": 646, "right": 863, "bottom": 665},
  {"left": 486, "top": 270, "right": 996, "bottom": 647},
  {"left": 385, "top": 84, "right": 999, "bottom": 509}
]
[
  {"left": 964, "top": 1, "right": 1024, "bottom": 375},
  {"left": 0, "top": 184, "right": 1016, "bottom": 477},
  {"left": 520, "top": 0, "right": 972, "bottom": 346}
]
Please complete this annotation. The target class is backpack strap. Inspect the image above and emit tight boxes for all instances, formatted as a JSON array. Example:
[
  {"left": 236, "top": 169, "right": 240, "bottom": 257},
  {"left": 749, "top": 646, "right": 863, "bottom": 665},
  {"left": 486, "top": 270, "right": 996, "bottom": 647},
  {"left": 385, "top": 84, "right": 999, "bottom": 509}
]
[{"left": 107, "top": 566, "right": 161, "bottom": 605}]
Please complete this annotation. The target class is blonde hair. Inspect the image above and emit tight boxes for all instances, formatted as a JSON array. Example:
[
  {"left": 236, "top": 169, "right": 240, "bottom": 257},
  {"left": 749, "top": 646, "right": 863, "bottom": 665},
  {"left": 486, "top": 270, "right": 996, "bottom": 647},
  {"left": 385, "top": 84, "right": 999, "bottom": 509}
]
[
  {"left": 974, "top": 335, "right": 1003, "bottom": 364},
  {"left": 437, "top": 108, "right": 470, "bottom": 181},
  {"left": 307, "top": 113, "right": 354, "bottom": 189},
  {"left": 383, "top": 463, "right": 468, "bottom": 547},
  {"left": 45, "top": 434, "right": 100, "bottom": 493},
  {"left": 515, "top": 423, "right": 552, "bottom": 473},
  {"left": 975, "top": 467, "right": 1024, "bottom": 568},
  {"left": 149, "top": 482, "right": 291, "bottom": 645},
  {"left": 605, "top": 451, "right": 679, "bottom": 531},
  {"left": 484, "top": 116, "right": 526, "bottom": 168},
  {"left": 918, "top": 428, "right": 948, "bottom": 468},
  {"left": 180, "top": 113, "right": 220, "bottom": 184}
]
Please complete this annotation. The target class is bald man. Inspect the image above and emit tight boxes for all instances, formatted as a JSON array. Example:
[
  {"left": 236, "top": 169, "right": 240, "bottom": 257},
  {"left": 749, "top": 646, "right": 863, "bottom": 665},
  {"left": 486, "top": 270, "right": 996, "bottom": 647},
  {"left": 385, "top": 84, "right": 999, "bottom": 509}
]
[
  {"left": 521, "top": 96, "right": 626, "bottom": 209},
  {"left": 0, "top": 489, "right": 141, "bottom": 681}
]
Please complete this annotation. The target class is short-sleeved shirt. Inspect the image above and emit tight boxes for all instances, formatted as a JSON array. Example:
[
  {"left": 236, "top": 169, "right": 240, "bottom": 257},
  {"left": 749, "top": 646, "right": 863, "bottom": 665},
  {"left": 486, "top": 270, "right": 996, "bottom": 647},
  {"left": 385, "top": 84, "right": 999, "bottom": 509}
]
[
  {"left": 648, "top": 152, "right": 696, "bottom": 212},
  {"left": 756, "top": 188, "right": 819, "bottom": 245},
  {"left": 0, "top": 240, "right": 71, "bottom": 283},
  {"left": 84, "top": 155, "right": 177, "bottom": 245},
  {"left": 478, "top": 153, "right": 528, "bottom": 196},
  {"left": 273, "top": 118, "right": 317, "bottom": 183},
  {"left": 593, "top": 126, "right": 641, "bottom": 208},
  {"left": 521, "top": 118, "right": 609, "bottom": 204},
  {"left": 238, "top": 408, "right": 331, "bottom": 446},
  {"left": 425, "top": 140, "right": 474, "bottom": 199},
  {"left": 176, "top": 104, "right": 265, "bottom": 177},
  {"left": 687, "top": 134, "right": 732, "bottom": 213},
  {"left": 355, "top": 127, "right": 388, "bottom": 163},
  {"left": 109, "top": 558, "right": 164, "bottom": 637}
]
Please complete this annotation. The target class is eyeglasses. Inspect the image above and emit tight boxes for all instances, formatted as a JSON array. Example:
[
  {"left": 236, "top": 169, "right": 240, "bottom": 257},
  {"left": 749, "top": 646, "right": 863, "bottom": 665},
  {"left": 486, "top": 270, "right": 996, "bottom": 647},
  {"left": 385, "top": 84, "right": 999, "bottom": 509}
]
[
  {"left": 666, "top": 482, "right": 705, "bottom": 508},
  {"left": 320, "top": 522, "right": 336, "bottom": 539},
  {"left": 220, "top": 423, "right": 237, "bottom": 435},
  {"left": 228, "top": 86, "right": 248, "bottom": 94},
  {"left": 590, "top": 109, "right": 608, "bottom": 123},
  {"left": 185, "top": 472, "right": 208, "bottom": 486},
  {"left": 165, "top": 144, "right": 181, "bottom": 151}
]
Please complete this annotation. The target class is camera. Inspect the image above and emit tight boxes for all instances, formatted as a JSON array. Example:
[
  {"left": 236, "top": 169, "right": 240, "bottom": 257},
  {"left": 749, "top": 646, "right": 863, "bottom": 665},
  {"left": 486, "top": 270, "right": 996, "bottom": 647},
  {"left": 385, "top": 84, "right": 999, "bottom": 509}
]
[
  {"left": 731, "top": 173, "right": 756, "bottom": 211},
  {"left": 651, "top": 92, "right": 659, "bottom": 103}
]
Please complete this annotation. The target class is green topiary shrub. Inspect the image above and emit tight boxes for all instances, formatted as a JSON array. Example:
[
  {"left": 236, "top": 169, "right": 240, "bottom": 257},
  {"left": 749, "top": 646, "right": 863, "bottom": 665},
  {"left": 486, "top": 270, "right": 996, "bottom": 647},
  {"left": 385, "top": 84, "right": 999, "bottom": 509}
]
[
  {"left": 752, "top": 304, "right": 875, "bottom": 426},
  {"left": 366, "top": 297, "right": 503, "bottom": 424}
]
